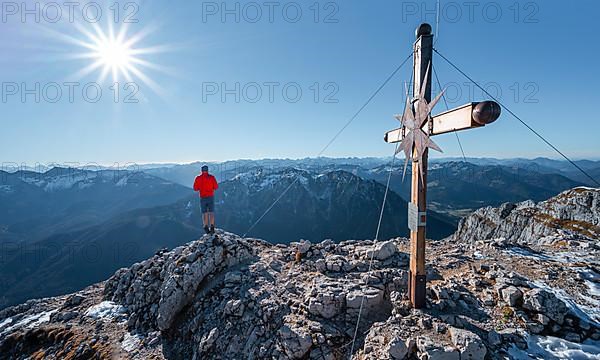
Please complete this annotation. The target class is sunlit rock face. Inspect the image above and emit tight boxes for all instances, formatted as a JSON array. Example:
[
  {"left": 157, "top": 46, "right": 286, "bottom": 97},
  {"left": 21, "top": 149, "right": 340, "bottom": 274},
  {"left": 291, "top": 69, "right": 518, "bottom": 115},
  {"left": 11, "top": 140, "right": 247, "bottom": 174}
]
[{"left": 453, "top": 187, "right": 600, "bottom": 249}]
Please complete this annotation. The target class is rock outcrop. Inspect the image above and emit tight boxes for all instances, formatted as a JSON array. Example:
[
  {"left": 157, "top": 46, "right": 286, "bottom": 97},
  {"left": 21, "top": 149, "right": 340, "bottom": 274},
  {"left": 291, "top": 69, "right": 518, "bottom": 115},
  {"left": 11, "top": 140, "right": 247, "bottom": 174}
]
[
  {"left": 100, "top": 232, "right": 408, "bottom": 359},
  {"left": 453, "top": 187, "right": 600, "bottom": 249}
]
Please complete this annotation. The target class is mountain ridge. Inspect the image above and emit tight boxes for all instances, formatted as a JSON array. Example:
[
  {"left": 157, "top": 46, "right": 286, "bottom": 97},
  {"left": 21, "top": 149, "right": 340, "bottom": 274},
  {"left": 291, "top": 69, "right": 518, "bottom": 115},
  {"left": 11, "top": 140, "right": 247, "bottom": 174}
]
[{"left": 0, "top": 168, "right": 454, "bottom": 310}]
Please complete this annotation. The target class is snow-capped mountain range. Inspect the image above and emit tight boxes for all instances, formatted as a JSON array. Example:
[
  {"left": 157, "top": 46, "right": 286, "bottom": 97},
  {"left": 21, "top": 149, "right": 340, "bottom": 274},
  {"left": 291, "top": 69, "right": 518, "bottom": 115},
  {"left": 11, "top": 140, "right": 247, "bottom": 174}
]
[
  {"left": 0, "top": 168, "right": 191, "bottom": 244},
  {"left": 0, "top": 166, "right": 454, "bottom": 309}
]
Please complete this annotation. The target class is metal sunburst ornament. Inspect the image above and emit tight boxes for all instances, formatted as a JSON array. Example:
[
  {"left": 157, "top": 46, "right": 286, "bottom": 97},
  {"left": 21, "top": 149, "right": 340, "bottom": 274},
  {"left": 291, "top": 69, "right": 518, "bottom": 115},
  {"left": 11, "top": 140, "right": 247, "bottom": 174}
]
[{"left": 395, "top": 64, "right": 445, "bottom": 182}]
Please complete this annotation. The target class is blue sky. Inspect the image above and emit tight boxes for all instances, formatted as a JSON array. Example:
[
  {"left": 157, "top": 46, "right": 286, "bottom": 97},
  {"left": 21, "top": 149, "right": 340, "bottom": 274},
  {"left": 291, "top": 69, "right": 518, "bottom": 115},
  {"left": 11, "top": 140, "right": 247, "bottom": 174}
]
[{"left": 1, "top": 0, "right": 599, "bottom": 165}]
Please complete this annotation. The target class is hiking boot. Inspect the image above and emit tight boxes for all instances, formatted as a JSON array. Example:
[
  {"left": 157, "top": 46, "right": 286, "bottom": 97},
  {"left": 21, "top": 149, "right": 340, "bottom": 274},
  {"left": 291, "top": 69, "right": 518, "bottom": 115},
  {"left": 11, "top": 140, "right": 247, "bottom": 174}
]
[
  {"left": 210, "top": 225, "right": 215, "bottom": 234},
  {"left": 204, "top": 226, "right": 210, "bottom": 234}
]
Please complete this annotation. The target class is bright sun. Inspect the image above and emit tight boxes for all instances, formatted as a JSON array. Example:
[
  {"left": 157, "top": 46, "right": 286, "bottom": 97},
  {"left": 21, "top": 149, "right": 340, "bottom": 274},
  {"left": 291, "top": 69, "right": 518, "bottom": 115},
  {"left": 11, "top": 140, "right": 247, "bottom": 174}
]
[
  {"left": 96, "top": 39, "right": 133, "bottom": 70},
  {"left": 56, "top": 20, "right": 170, "bottom": 93}
]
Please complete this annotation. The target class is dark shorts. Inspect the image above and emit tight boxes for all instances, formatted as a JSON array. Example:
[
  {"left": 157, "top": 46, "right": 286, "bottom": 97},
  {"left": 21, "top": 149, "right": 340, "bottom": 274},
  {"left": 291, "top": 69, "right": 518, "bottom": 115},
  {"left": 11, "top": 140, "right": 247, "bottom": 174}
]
[{"left": 200, "top": 196, "right": 215, "bottom": 213}]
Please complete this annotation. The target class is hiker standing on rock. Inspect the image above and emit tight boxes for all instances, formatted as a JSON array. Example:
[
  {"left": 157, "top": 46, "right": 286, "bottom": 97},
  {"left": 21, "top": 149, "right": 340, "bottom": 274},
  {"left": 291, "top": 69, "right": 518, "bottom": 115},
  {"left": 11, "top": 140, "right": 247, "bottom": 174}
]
[{"left": 193, "top": 165, "right": 219, "bottom": 234}]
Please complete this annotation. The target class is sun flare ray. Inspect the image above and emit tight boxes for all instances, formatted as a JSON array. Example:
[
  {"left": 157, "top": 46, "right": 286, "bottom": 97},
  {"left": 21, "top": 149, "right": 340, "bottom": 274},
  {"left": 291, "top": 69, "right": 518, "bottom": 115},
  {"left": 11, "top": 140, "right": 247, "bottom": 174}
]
[{"left": 39, "top": 12, "right": 174, "bottom": 98}]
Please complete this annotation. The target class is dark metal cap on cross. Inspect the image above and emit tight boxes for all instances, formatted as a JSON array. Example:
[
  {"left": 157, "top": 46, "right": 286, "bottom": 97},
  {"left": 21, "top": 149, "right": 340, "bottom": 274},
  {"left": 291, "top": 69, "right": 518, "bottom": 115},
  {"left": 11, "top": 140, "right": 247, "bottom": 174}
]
[
  {"left": 416, "top": 23, "right": 432, "bottom": 38},
  {"left": 473, "top": 101, "right": 501, "bottom": 125}
]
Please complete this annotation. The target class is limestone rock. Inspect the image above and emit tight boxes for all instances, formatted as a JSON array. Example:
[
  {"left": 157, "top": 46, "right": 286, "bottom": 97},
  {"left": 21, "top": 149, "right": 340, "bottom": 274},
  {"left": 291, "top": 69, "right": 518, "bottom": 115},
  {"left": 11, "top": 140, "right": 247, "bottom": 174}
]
[
  {"left": 308, "top": 291, "right": 345, "bottom": 319},
  {"left": 417, "top": 336, "right": 459, "bottom": 360},
  {"left": 3, "top": 193, "right": 600, "bottom": 360},
  {"left": 501, "top": 286, "right": 523, "bottom": 307},
  {"left": 388, "top": 337, "right": 408, "bottom": 359},
  {"left": 199, "top": 327, "right": 219, "bottom": 353},
  {"left": 278, "top": 324, "right": 313, "bottom": 359},
  {"left": 449, "top": 327, "right": 487, "bottom": 360},
  {"left": 367, "top": 241, "right": 398, "bottom": 261},
  {"left": 522, "top": 288, "right": 568, "bottom": 325},
  {"left": 346, "top": 288, "right": 384, "bottom": 313},
  {"left": 157, "top": 245, "right": 224, "bottom": 330},
  {"left": 487, "top": 330, "right": 502, "bottom": 347},
  {"left": 223, "top": 299, "right": 245, "bottom": 317},
  {"left": 363, "top": 324, "right": 410, "bottom": 360},
  {"left": 452, "top": 188, "right": 600, "bottom": 249},
  {"left": 297, "top": 240, "right": 312, "bottom": 254}
]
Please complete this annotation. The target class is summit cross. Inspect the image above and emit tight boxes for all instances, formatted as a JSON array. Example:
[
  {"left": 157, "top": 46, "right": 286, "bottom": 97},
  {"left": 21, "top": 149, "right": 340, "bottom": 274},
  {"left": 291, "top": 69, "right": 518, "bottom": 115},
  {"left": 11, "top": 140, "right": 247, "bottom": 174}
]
[{"left": 384, "top": 23, "right": 502, "bottom": 308}]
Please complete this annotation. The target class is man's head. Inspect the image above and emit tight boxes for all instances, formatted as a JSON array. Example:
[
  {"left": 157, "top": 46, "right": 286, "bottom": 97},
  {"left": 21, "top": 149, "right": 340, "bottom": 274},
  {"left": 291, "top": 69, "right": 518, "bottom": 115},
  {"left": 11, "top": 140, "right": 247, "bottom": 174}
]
[{"left": 201, "top": 165, "right": 209, "bottom": 173}]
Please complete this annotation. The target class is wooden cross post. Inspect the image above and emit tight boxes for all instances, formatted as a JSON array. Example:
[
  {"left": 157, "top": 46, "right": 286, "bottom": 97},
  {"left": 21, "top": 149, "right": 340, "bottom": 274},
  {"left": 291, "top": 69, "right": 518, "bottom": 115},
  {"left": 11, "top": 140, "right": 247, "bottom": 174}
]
[
  {"left": 408, "top": 23, "right": 433, "bottom": 310},
  {"left": 384, "top": 23, "right": 501, "bottom": 308}
]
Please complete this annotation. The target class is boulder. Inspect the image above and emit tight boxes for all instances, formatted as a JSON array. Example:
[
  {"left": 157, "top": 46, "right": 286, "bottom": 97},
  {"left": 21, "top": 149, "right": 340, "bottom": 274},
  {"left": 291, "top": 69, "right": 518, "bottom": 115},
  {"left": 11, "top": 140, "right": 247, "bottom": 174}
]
[
  {"left": 346, "top": 288, "right": 384, "bottom": 314},
  {"left": 223, "top": 299, "right": 245, "bottom": 317},
  {"left": 278, "top": 324, "right": 313, "bottom": 359},
  {"left": 224, "top": 272, "right": 242, "bottom": 285},
  {"left": 324, "top": 255, "right": 346, "bottom": 272},
  {"left": 536, "top": 313, "right": 550, "bottom": 325},
  {"left": 526, "top": 322, "right": 545, "bottom": 334},
  {"left": 367, "top": 241, "right": 398, "bottom": 261},
  {"left": 501, "top": 286, "right": 523, "bottom": 307},
  {"left": 416, "top": 336, "right": 459, "bottom": 360},
  {"left": 482, "top": 292, "right": 495, "bottom": 306},
  {"left": 297, "top": 240, "right": 312, "bottom": 254},
  {"left": 308, "top": 291, "right": 345, "bottom": 319},
  {"left": 63, "top": 294, "right": 84, "bottom": 308},
  {"left": 388, "top": 338, "right": 408, "bottom": 359},
  {"left": 522, "top": 288, "right": 568, "bottom": 325},
  {"left": 487, "top": 330, "right": 502, "bottom": 346},
  {"left": 363, "top": 323, "right": 411, "bottom": 360},
  {"left": 449, "top": 327, "right": 487, "bottom": 360},
  {"left": 432, "top": 285, "right": 450, "bottom": 300},
  {"left": 564, "top": 332, "right": 581, "bottom": 343},
  {"left": 497, "top": 328, "right": 526, "bottom": 349}
]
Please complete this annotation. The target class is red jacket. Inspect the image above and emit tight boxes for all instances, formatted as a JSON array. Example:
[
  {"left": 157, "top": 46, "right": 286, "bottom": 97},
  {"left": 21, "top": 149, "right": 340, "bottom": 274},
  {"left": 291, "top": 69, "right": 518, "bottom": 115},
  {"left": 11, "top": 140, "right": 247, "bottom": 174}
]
[{"left": 193, "top": 173, "right": 219, "bottom": 198}]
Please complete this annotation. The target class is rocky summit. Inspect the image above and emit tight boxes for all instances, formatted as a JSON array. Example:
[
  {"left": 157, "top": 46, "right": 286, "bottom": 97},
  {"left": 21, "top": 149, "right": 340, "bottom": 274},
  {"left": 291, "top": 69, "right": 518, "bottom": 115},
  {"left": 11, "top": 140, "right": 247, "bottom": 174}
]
[{"left": 0, "top": 188, "right": 599, "bottom": 359}]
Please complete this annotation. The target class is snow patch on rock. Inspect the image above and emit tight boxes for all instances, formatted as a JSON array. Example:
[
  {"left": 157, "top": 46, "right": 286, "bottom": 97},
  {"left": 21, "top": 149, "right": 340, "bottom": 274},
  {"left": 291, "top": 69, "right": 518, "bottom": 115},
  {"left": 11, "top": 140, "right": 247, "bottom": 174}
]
[
  {"left": 121, "top": 332, "right": 143, "bottom": 352},
  {"left": 581, "top": 269, "right": 600, "bottom": 297},
  {"left": 0, "top": 310, "right": 56, "bottom": 336},
  {"left": 85, "top": 301, "right": 126, "bottom": 320},
  {"left": 0, "top": 317, "right": 13, "bottom": 331},
  {"left": 508, "top": 335, "right": 600, "bottom": 360}
]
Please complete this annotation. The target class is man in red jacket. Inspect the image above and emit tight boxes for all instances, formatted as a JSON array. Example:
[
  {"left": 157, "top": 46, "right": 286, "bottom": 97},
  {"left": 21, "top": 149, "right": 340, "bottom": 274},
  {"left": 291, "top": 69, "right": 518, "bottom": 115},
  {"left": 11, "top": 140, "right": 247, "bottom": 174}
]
[{"left": 193, "top": 165, "right": 219, "bottom": 234}]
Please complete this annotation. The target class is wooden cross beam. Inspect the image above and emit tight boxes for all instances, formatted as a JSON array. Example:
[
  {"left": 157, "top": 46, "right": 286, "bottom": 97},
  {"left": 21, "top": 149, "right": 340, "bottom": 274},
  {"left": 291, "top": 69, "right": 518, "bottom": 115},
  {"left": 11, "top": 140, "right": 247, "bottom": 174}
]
[
  {"left": 384, "top": 101, "right": 501, "bottom": 144},
  {"left": 384, "top": 23, "right": 501, "bottom": 309}
]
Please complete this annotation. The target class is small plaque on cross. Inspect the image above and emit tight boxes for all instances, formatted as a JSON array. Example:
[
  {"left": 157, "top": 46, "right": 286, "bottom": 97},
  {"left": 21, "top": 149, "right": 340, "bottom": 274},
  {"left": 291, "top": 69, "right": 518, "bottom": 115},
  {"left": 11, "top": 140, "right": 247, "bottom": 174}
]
[{"left": 407, "top": 202, "right": 426, "bottom": 231}]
